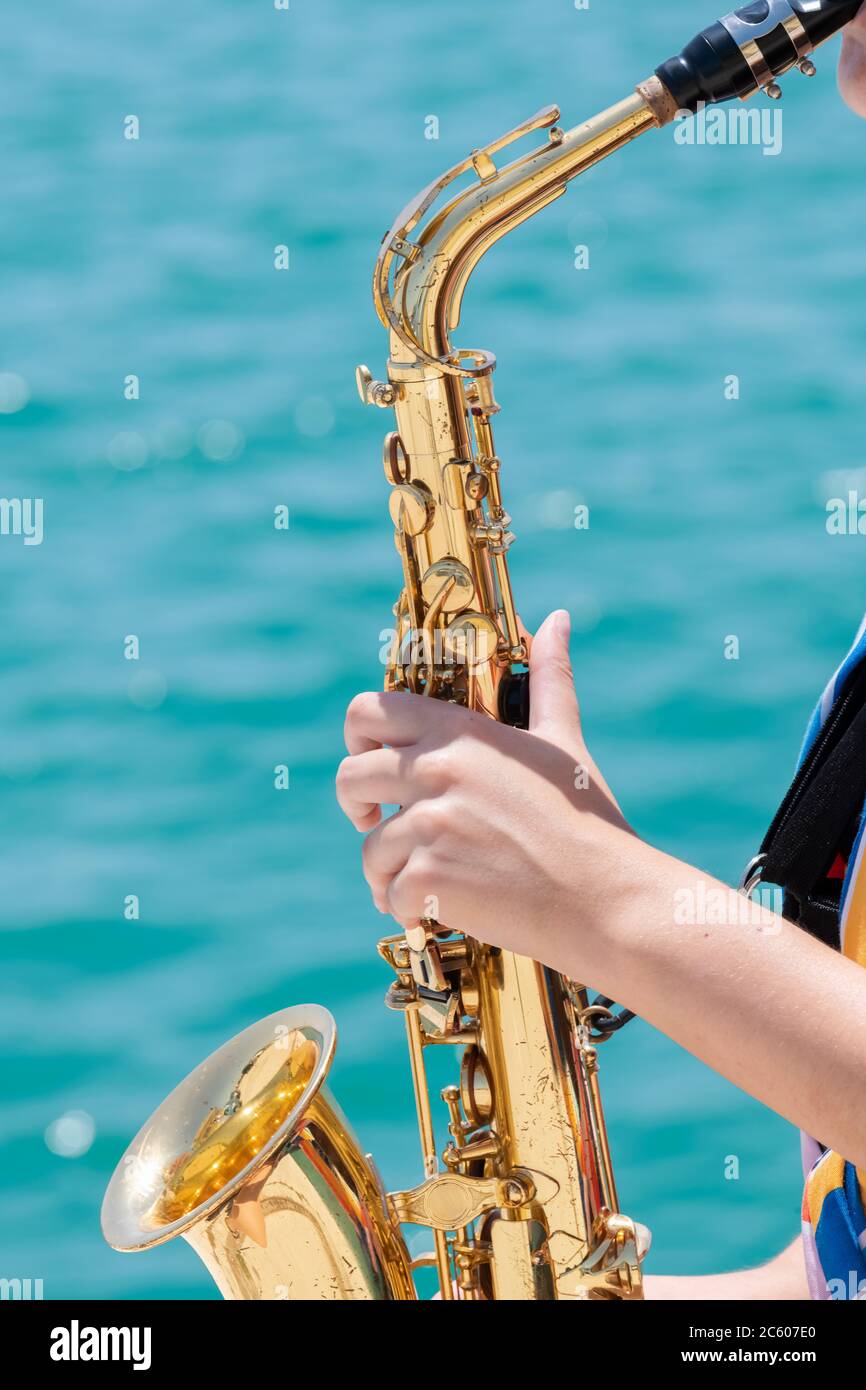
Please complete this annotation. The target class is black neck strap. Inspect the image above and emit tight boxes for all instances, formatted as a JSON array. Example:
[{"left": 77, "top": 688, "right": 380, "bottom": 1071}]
[{"left": 755, "top": 660, "right": 866, "bottom": 949}]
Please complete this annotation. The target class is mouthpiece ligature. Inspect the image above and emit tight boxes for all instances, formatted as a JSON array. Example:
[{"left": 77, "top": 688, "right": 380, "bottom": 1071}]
[{"left": 656, "top": 0, "right": 861, "bottom": 110}]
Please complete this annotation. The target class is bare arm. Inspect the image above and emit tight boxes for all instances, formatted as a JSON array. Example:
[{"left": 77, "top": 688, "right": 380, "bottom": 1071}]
[
  {"left": 579, "top": 837, "right": 866, "bottom": 1172},
  {"left": 646, "top": 1237, "right": 809, "bottom": 1301}
]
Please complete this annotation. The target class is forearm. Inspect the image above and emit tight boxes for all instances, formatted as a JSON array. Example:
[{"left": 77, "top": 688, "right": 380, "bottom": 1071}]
[
  {"left": 572, "top": 840, "right": 866, "bottom": 1170},
  {"left": 645, "top": 1238, "right": 809, "bottom": 1301}
]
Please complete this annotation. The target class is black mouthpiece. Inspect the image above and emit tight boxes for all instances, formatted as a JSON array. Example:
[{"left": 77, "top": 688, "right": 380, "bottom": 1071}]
[{"left": 655, "top": 0, "right": 862, "bottom": 113}]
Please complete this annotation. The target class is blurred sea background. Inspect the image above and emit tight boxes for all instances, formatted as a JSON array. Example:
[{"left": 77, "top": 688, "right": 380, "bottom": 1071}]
[{"left": 1, "top": 0, "right": 864, "bottom": 1299}]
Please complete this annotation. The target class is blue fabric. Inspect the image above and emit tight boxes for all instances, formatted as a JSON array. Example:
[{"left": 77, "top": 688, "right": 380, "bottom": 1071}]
[{"left": 814, "top": 1169, "right": 866, "bottom": 1300}]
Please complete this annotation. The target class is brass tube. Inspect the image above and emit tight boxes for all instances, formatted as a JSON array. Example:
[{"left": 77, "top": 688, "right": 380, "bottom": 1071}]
[
  {"left": 399, "top": 94, "right": 658, "bottom": 362},
  {"left": 405, "top": 1008, "right": 454, "bottom": 1299}
]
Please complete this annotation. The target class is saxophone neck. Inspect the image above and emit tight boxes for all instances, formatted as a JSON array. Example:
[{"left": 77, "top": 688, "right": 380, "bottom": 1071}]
[
  {"left": 378, "top": 92, "right": 660, "bottom": 371},
  {"left": 380, "top": 0, "right": 862, "bottom": 371}
]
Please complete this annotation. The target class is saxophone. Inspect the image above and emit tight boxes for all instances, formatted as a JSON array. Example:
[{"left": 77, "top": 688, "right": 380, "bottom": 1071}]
[{"left": 102, "top": 0, "right": 858, "bottom": 1300}]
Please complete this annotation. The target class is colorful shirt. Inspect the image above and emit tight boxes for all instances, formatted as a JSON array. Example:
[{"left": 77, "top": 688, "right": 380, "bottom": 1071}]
[{"left": 800, "top": 615, "right": 866, "bottom": 1300}]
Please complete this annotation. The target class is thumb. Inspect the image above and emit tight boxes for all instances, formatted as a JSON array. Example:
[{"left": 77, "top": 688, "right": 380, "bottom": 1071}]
[{"left": 528, "top": 609, "right": 582, "bottom": 742}]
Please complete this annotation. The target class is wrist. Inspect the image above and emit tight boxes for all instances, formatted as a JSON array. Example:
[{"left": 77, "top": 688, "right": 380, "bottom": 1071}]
[
  {"left": 597, "top": 841, "right": 698, "bottom": 1001},
  {"left": 556, "top": 829, "right": 673, "bottom": 997}
]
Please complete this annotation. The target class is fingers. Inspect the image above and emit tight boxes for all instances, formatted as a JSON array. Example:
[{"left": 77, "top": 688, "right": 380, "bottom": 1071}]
[
  {"left": 336, "top": 747, "right": 418, "bottom": 830},
  {"left": 386, "top": 859, "right": 429, "bottom": 926},
  {"left": 360, "top": 801, "right": 448, "bottom": 918},
  {"left": 343, "top": 689, "right": 447, "bottom": 755},
  {"left": 361, "top": 810, "right": 414, "bottom": 911},
  {"left": 335, "top": 751, "right": 382, "bottom": 832},
  {"left": 527, "top": 609, "right": 582, "bottom": 740}
]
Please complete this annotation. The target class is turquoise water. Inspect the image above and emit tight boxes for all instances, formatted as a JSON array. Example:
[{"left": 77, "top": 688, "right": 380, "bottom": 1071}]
[{"left": 1, "top": 0, "right": 865, "bottom": 1299}]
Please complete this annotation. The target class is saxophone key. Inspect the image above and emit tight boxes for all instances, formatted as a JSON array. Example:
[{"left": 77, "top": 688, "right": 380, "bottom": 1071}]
[
  {"left": 356, "top": 364, "right": 397, "bottom": 408},
  {"left": 388, "top": 482, "right": 434, "bottom": 537},
  {"left": 405, "top": 920, "right": 450, "bottom": 993},
  {"left": 442, "top": 611, "right": 500, "bottom": 673},
  {"left": 420, "top": 557, "right": 475, "bottom": 616},
  {"left": 382, "top": 430, "right": 410, "bottom": 484}
]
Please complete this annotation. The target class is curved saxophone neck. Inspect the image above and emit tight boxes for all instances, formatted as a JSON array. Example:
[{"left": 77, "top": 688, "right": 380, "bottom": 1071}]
[
  {"left": 377, "top": 88, "right": 664, "bottom": 371},
  {"left": 377, "top": 0, "right": 859, "bottom": 371}
]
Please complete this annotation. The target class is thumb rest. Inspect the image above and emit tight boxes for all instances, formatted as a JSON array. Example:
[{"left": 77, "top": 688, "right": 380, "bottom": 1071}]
[{"left": 103, "top": 0, "right": 853, "bottom": 1299}]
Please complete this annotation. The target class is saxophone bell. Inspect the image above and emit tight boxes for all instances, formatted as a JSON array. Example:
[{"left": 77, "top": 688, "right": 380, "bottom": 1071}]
[{"left": 101, "top": 1005, "right": 416, "bottom": 1300}]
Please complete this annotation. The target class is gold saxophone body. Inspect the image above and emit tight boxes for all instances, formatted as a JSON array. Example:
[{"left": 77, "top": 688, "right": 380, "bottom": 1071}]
[{"left": 102, "top": 0, "right": 851, "bottom": 1299}]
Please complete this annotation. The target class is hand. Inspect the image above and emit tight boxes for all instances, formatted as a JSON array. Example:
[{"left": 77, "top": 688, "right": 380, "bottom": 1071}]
[
  {"left": 337, "top": 610, "right": 645, "bottom": 981},
  {"left": 840, "top": 4, "right": 866, "bottom": 116},
  {"left": 338, "top": 614, "right": 866, "bottom": 1175}
]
